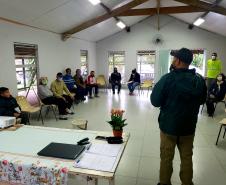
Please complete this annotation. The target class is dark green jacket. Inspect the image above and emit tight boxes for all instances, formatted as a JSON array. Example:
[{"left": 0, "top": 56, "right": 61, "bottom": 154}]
[{"left": 151, "top": 68, "right": 207, "bottom": 136}]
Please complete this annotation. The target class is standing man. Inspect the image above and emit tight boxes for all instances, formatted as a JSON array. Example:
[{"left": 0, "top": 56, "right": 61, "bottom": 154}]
[
  {"left": 109, "top": 67, "right": 121, "bottom": 94},
  {"left": 86, "top": 71, "right": 99, "bottom": 98},
  {"left": 151, "top": 48, "right": 207, "bottom": 185},
  {"left": 207, "top": 52, "right": 222, "bottom": 89},
  {"left": 127, "top": 68, "right": 141, "bottom": 95}
]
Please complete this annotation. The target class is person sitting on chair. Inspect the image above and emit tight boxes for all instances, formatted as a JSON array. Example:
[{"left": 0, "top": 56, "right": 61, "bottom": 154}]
[
  {"left": 0, "top": 87, "right": 28, "bottom": 124},
  {"left": 86, "top": 71, "right": 99, "bottom": 98},
  {"left": 206, "top": 73, "right": 226, "bottom": 117},
  {"left": 63, "top": 68, "right": 77, "bottom": 93},
  {"left": 51, "top": 73, "right": 74, "bottom": 115},
  {"left": 73, "top": 69, "right": 87, "bottom": 101},
  {"left": 38, "top": 77, "right": 72, "bottom": 120},
  {"left": 127, "top": 68, "right": 141, "bottom": 95},
  {"left": 109, "top": 67, "right": 121, "bottom": 94}
]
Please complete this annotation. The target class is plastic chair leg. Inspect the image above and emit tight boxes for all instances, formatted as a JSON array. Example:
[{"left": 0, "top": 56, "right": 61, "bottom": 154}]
[{"left": 51, "top": 106, "right": 58, "bottom": 121}]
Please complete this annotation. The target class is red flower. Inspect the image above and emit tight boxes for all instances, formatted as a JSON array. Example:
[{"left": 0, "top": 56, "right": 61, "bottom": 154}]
[
  {"left": 61, "top": 167, "right": 68, "bottom": 173},
  {"left": 2, "top": 160, "right": 8, "bottom": 166}
]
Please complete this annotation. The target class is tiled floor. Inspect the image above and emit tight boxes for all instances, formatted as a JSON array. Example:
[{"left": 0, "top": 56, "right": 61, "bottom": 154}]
[{"left": 30, "top": 90, "right": 226, "bottom": 185}]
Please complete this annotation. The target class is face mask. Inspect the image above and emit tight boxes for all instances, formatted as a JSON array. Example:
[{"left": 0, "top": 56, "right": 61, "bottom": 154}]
[
  {"left": 212, "top": 56, "right": 216, "bottom": 60},
  {"left": 57, "top": 77, "right": 63, "bottom": 81},
  {"left": 217, "top": 76, "right": 222, "bottom": 81},
  {"left": 42, "top": 79, "right": 48, "bottom": 85}
]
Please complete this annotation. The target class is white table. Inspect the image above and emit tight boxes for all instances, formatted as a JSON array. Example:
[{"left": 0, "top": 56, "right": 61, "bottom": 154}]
[{"left": 0, "top": 125, "right": 129, "bottom": 185}]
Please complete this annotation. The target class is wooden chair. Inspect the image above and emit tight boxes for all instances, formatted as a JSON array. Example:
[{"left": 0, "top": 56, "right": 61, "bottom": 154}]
[
  {"left": 216, "top": 117, "right": 226, "bottom": 145},
  {"left": 140, "top": 80, "right": 153, "bottom": 96},
  {"left": 16, "top": 96, "right": 44, "bottom": 125},
  {"left": 96, "top": 75, "right": 107, "bottom": 92}
]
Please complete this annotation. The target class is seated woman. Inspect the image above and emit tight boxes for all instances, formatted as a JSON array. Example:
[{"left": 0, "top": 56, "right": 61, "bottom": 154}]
[
  {"left": 206, "top": 73, "right": 226, "bottom": 117},
  {"left": 127, "top": 68, "right": 141, "bottom": 95},
  {"left": 38, "top": 77, "right": 72, "bottom": 120},
  {"left": 0, "top": 87, "right": 28, "bottom": 124},
  {"left": 73, "top": 69, "right": 87, "bottom": 101}
]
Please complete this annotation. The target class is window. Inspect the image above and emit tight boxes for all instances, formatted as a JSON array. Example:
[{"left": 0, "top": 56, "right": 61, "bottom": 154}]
[
  {"left": 137, "top": 50, "right": 156, "bottom": 82},
  {"left": 80, "top": 50, "right": 88, "bottom": 78},
  {"left": 14, "top": 43, "right": 38, "bottom": 92},
  {"left": 108, "top": 51, "right": 125, "bottom": 83},
  {"left": 170, "top": 49, "right": 205, "bottom": 76}
]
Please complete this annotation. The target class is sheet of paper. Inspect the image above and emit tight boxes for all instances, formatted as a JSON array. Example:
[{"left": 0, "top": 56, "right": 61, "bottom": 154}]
[
  {"left": 75, "top": 153, "right": 116, "bottom": 172},
  {"left": 87, "top": 143, "right": 122, "bottom": 157}
]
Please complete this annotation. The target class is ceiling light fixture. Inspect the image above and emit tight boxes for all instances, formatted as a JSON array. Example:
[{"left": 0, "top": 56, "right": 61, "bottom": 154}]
[
  {"left": 193, "top": 17, "right": 205, "bottom": 26},
  {"left": 88, "top": 0, "right": 101, "bottom": 6},
  {"left": 116, "top": 21, "right": 126, "bottom": 29}
]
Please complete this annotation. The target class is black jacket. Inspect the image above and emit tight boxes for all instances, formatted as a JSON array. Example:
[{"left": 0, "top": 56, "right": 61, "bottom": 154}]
[
  {"left": 110, "top": 72, "right": 121, "bottom": 84},
  {"left": 0, "top": 96, "right": 20, "bottom": 116},
  {"left": 151, "top": 68, "right": 207, "bottom": 136},
  {"left": 129, "top": 72, "right": 141, "bottom": 83},
  {"left": 209, "top": 81, "right": 226, "bottom": 101}
]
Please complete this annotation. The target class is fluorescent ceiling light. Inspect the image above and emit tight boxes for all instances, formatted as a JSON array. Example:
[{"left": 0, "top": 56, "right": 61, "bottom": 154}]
[
  {"left": 88, "top": 0, "right": 101, "bottom": 5},
  {"left": 193, "top": 17, "right": 205, "bottom": 26},
  {"left": 116, "top": 21, "right": 126, "bottom": 29}
]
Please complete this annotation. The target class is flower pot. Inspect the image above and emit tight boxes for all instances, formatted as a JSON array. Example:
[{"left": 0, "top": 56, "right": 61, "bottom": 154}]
[{"left": 113, "top": 130, "right": 123, "bottom": 137}]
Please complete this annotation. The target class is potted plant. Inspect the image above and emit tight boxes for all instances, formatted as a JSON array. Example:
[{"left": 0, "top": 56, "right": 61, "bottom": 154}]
[{"left": 107, "top": 109, "right": 127, "bottom": 137}]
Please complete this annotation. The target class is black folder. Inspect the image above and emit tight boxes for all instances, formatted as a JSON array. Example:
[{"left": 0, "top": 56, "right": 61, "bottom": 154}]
[{"left": 37, "top": 142, "right": 85, "bottom": 160}]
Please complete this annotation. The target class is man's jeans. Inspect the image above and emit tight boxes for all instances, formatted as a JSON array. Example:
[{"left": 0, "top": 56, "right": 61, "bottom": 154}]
[{"left": 128, "top": 82, "right": 139, "bottom": 93}]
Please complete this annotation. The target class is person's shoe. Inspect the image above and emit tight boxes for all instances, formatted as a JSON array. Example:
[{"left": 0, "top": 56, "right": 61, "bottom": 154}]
[
  {"left": 59, "top": 115, "right": 68, "bottom": 120},
  {"left": 95, "top": 94, "right": 99, "bottom": 98},
  {"left": 81, "top": 97, "right": 86, "bottom": 101},
  {"left": 118, "top": 91, "right": 120, "bottom": 94},
  {"left": 66, "top": 109, "right": 74, "bottom": 115},
  {"left": 113, "top": 92, "right": 115, "bottom": 95},
  {"left": 89, "top": 96, "right": 93, "bottom": 99}
]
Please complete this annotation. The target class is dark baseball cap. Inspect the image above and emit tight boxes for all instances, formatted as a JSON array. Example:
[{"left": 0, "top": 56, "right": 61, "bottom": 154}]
[
  {"left": 212, "top": 52, "right": 217, "bottom": 57},
  {"left": 170, "top": 48, "right": 193, "bottom": 65},
  {"left": 56, "top": 72, "right": 63, "bottom": 77}
]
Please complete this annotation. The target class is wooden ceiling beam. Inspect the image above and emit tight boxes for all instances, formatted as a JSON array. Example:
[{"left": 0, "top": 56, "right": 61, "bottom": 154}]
[
  {"left": 119, "top": 6, "right": 204, "bottom": 16},
  {"left": 62, "top": 0, "right": 150, "bottom": 40},
  {"left": 173, "top": 0, "right": 226, "bottom": 16}
]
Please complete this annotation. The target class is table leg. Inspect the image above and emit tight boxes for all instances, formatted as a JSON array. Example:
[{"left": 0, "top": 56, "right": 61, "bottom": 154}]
[
  {"left": 109, "top": 178, "right": 115, "bottom": 185},
  {"left": 216, "top": 124, "right": 223, "bottom": 145}
]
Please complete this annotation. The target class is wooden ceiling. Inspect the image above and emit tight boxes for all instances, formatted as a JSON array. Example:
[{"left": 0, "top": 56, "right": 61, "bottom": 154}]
[{"left": 62, "top": 0, "right": 226, "bottom": 41}]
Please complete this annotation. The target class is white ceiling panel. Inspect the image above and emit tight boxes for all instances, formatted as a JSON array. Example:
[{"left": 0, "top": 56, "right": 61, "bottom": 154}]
[
  {"left": 0, "top": 0, "right": 70, "bottom": 23},
  {"left": 30, "top": 0, "right": 106, "bottom": 33}
]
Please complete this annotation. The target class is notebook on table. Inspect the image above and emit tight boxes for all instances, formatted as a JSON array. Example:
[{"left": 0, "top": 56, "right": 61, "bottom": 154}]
[{"left": 37, "top": 142, "right": 85, "bottom": 160}]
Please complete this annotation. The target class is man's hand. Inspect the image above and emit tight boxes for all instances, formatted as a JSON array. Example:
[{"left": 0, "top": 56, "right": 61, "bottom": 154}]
[{"left": 14, "top": 113, "right": 20, "bottom": 118}]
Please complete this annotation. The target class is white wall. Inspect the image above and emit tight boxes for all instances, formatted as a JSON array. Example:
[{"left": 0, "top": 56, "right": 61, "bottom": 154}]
[
  {"left": 0, "top": 21, "right": 96, "bottom": 96},
  {"left": 96, "top": 15, "right": 226, "bottom": 81}
]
